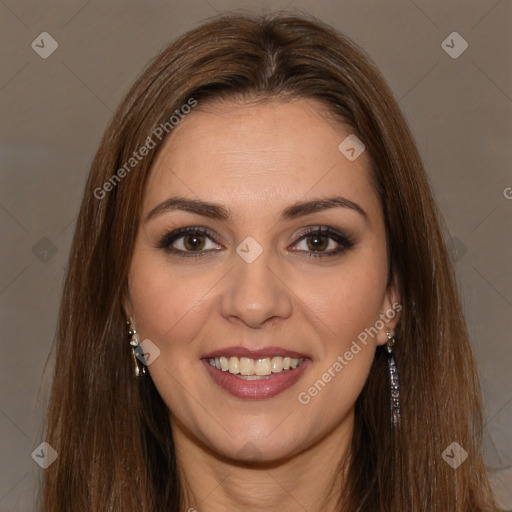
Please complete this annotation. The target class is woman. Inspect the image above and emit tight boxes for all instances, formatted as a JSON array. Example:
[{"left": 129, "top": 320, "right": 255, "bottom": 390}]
[{"left": 42, "top": 12, "right": 500, "bottom": 511}]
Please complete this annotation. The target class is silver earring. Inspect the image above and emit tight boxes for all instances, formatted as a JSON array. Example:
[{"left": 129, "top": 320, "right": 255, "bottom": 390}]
[
  {"left": 385, "top": 329, "right": 401, "bottom": 428},
  {"left": 127, "top": 318, "right": 146, "bottom": 378}
]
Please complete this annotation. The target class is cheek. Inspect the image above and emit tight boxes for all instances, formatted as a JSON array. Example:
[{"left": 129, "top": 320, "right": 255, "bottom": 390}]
[
  {"left": 295, "top": 269, "right": 384, "bottom": 417},
  {"left": 127, "top": 253, "right": 220, "bottom": 361},
  {"left": 291, "top": 251, "right": 388, "bottom": 405},
  {"left": 298, "top": 257, "right": 388, "bottom": 346}
]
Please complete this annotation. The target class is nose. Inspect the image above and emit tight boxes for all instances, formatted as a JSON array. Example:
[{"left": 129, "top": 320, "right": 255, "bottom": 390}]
[{"left": 220, "top": 247, "right": 294, "bottom": 329}]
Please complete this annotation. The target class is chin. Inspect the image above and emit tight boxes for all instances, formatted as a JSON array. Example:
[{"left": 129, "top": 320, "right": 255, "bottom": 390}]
[{"left": 201, "top": 429, "right": 309, "bottom": 466}]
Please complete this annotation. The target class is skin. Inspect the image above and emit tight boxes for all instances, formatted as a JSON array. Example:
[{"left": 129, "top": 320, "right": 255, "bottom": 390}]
[{"left": 124, "top": 98, "right": 400, "bottom": 512}]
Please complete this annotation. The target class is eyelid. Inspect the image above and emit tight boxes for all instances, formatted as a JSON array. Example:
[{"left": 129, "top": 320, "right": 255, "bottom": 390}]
[
  {"left": 290, "top": 225, "right": 355, "bottom": 255},
  {"left": 157, "top": 224, "right": 355, "bottom": 258},
  {"left": 156, "top": 226, "right": 222, "bottom": 253}
]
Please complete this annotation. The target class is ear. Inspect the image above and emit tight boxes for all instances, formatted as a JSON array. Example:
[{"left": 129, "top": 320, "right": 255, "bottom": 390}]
[{"left": 375, "top": 274, "right": 402, "bottom": 346}]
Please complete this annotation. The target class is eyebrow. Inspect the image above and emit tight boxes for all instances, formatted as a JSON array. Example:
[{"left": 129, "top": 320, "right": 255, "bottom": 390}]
[{"left": 144, "top": 195, "right": 368, "bottom": 224}]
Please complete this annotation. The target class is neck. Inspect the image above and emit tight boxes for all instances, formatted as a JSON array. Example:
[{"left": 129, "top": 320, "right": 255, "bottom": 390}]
[{"left": 172, "top": 415, "right": 353, "bottom": 512}]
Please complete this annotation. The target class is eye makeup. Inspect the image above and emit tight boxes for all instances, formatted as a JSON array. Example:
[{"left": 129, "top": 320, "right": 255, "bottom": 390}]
[{"left": 155, "top": 224, "right": 356, "bottom": 259}]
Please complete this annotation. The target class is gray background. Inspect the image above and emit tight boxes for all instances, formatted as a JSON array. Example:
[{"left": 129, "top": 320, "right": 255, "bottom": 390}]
[{"left": 0, "top": 0, "right": 511, "bottom": 510}]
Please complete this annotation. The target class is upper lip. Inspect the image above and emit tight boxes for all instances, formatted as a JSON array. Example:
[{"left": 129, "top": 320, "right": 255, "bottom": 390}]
[{"left": 201, "top": 345, "right": 310, "bottom": 360}]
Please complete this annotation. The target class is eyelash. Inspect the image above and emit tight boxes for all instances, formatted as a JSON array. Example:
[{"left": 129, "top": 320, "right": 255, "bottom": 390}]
[{"left": 156, "top": 225, "right": 355, "bottom": 259}]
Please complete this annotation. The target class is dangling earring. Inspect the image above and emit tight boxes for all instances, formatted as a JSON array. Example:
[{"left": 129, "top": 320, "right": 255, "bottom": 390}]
[
  {"left": 385, "top": 329, "right": 401, "bottom": 428},
  {"left": 127, "top": 318, "right": 146, "bottom": 378}
]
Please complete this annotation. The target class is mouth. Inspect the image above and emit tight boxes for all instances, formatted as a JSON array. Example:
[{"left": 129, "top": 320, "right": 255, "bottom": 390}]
[
  {"left": 206, "top": 355, "right": 305, "bottom": 379},
  {"left": 201, "top": 346, "right": 311, "bottom": 400}
]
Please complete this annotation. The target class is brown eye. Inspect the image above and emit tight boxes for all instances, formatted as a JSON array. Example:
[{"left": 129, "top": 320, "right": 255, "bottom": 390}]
[
  {"left": 157, "top": 227, "right": 222, "bottom": 257},
  {"left": 305, "top": 234, "right": 329, "bottom": 252},
  {"left": 292, "top": 226, "right": 355, "bottom": 258},
  {"left": 182, "top": 234, "right": 206, "bottom": 251}
]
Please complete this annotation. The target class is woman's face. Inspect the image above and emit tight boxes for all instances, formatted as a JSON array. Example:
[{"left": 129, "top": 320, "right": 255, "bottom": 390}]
[{"left": 126, "top": 98, "right": 399, "bottom": 463}]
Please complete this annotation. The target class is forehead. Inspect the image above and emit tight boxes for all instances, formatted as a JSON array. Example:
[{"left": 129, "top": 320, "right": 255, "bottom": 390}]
[{"left": 143, "top": 98, "right": 378, "bottom": 220}]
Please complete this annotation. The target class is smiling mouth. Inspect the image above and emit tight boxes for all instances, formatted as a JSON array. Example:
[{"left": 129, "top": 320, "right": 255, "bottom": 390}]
[{"left": 207, "top": 355, "right": 305, "bottom": 379}]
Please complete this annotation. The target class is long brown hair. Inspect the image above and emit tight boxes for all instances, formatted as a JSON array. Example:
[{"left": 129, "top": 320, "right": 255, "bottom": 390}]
[{"left": 41, "top": 12, "right": 498, "bottom": 511}]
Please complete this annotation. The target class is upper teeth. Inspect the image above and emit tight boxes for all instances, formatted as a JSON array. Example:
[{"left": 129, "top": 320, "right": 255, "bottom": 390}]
[{"left": 208, "top": 356, "right": 304, "bottom": 376}]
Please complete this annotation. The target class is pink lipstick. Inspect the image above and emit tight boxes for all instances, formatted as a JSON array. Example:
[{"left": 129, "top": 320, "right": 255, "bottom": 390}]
[{"left": 201, "top": 346, "right": 311, "bottom": 400}]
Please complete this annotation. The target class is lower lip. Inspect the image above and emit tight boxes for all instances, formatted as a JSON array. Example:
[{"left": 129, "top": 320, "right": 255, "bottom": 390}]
[{"left": 201, "top": 358, "right": 311, "bottom": 400}]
